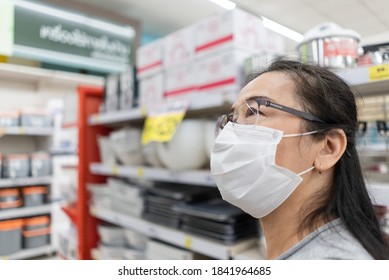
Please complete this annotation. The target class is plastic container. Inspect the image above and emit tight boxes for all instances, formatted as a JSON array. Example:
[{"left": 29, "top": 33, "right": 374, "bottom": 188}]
[
  {"left": 22, "top": 216, "right": 50, "bottom": 249},
  {"left": 124, "top": 229, "right": 147, "bottom": 250},
  {"left": 0, "top": 189, "right": 22, "bottom": 210},
  {"left": 30, "top": 152, "right": 51, "bottom": 177},
  {"left": 2, "top": 154, "right": 30, "bottom": 179},
  {"left": 0, "top": 219, "right": 23, "bottom": 255},
  {"left": 0, "top": 111, "right": 20, "bottom": 127},
  {"left": 97, "top": 224, "right": 126, "bottom": 247},
  {"left": 20, "top": 108, "right": 52, "bottom": 127},
  {"left": 22, "top": 186, "right": 47, "bottom": 207}
]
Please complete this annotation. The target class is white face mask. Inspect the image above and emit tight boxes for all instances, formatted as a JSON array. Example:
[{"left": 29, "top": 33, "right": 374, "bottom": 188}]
[{"left": 210, "top": 122, "right": 316, "bottom": 219}]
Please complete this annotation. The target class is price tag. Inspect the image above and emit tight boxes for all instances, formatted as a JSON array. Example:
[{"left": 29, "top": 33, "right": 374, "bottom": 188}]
[
  {"left": 0, "top": 256, "right": 9, "bottom": 260},
  {"left": 111, "top": 165, "right": 119, "bottom": 176},
  {"left": 18, "top": 127, "right": 25, "bottom": 135},
  {"left": 136, "top": 167, "right": 144, "bottom": 178},
  {"left": 141, "top": 101, "right": 188, "bottom": 145},
  {"left": 184, "top": 235, "right": 193, "bottom": 249},
  {"left": 369, "top": 64, "right": 389, "bottom": 81},
  {"left": 140, "top": 107, "right": 148, "bottom": 117}
]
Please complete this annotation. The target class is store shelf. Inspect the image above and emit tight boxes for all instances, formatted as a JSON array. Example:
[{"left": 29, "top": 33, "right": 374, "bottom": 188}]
[
  {"left": 90, "top": 163, "right": 216, "bottom": 187},
  {"left": 89, "top": 107, "right": 146, "bottom": 125},
  {"left": 91, "top": 206, "right": 257, "bottom": 260},
  {"left": 0, "top": 127, "right": 54, "bottom": 136},
  {"left": 88, "top": 92, "right": 235, "bottom": 126},
  {"left": 0, "top": 204, "right": 51, "bottom": 220},
  {"left": 0, "top": 176, "right": 52, "bottom": 189},
  {"left": 337, "top": 64, "right": 389, "bottom": 97},
  {"left": 0, "top": 245, "right": 54, "bottom": 260},
  {"left": 0, "top": 63, "right": 103, "bottom": 87}
]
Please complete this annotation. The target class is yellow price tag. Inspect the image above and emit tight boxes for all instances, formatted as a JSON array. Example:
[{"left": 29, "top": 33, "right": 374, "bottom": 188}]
[
  {"left": 369, "top": 64, "right": 389, "bottom": 81},
  {"left": 137, "top": 167, "right": 144, "bottom": 178},
  {"left": 140, "top": 107, "right": 148, "bottom": 117},
  {"left": 184, "top": 236, "right": 193, "bottom": 249},
  {"left": 0, "top": 255, "right": 9, "bottom": 260},
  {"left": 141, "top": 111, "right": 185, "bottom": 145},
  {"left": 92, "top": 114, "right": 100, "bottom": 124},
  {"left": 19, "top": 127, "right": 25, "bottom": 135},
  {"left": 111, "top": 165, "right": 119, "bottom": 176}
]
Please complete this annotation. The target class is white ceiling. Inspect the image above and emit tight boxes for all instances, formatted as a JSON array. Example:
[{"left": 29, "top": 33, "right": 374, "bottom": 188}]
[{"left": 50, "top": 0, "right": 389, "bottom": 45}]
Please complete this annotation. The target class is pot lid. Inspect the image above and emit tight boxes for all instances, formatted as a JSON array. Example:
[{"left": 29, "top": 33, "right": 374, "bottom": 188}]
[{"left": 299, "top": 22, "right": 361, "bottom": 45}]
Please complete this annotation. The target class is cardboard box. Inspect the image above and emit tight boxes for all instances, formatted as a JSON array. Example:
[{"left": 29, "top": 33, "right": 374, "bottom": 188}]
[
  {"left": 139, "top": 72, "right": 164, "bottom": 110},
  {"left": 195, "top": 50, "right": 251, "bottom": 96},
  {"left": 163, "top": 25, "right": 195, "bottom": 69},
  {"left": 136, "top": 39, "right": 164, "bottom": 79},
  {"left": 195, "top": 8, "right": 263, "bottom": 57},
  {"left": 164, "top": 63, "right": 197, "bottom": 101}
]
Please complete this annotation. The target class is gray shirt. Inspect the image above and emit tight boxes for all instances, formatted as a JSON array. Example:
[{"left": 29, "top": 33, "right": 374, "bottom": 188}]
[{"left": 277, "top": 218, "right": 373, "bottom": 260}]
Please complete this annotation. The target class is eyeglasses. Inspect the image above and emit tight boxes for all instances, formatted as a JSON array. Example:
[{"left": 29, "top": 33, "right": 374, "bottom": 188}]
[{"left": 217, "top": 97, "right": 327, "bottom": 130}]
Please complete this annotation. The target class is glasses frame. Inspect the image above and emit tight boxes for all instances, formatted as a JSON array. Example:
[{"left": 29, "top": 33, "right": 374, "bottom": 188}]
[{"left": 219, "top": 98, "right": 327, "bottom": 129}]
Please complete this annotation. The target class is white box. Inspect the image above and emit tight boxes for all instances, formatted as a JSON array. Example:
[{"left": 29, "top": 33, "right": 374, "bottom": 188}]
[
  {"left": 163, "top": 25, "right": 195, "bottom": 69},
  {"left": 139, "top": 72, "right": 164, "bottom": 110},
  {"left": 195, "top": 8, "right": 263, "bottom": 57},
  {"left": 196, "top": 50, "right": 251, "bottom": 96},
  {"left": 136, "top": 39, "right": 163, "bottom": 79},
  {"left": 164, "top": 63, "right": 197, "bottom": 101}
]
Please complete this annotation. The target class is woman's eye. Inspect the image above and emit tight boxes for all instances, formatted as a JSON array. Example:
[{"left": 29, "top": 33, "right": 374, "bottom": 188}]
[{"left": 246, "top": 107, "right": 258, "bottom": 117}]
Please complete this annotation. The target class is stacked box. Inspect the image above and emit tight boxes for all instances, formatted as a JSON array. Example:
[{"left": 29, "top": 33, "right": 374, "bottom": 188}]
[
  {"left": 136, "top": 39, "right": 164, "bottom": 79},
  {"left": 195, "top": 9, "right": 264, "bottom": 57},
  {"left": 163, "top": 26, "right": 195, "bottom": 69},
  {"left": 195, "top": 50, "right": 251, "bottom": 96}
]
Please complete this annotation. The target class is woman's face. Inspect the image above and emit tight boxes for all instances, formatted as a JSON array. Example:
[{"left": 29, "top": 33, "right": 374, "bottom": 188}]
[{"left": 232, "top": 71, "right": 317, "bottom": 173}]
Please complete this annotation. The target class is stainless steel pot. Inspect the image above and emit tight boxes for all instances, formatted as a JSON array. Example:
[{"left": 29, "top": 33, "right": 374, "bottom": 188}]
[{"left": 298, "top": 23, "right": 360, "bottom": 69}]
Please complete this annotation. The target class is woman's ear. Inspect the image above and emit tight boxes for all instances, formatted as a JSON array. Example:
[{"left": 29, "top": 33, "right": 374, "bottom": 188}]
[{"left": 314, "top": 129, "right": 347, "bottom": 172}]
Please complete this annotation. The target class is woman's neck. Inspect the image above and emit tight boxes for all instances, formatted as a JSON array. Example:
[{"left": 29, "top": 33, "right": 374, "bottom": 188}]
[{"left": 260, "top": 175, "right": 329, "bottom": 259}]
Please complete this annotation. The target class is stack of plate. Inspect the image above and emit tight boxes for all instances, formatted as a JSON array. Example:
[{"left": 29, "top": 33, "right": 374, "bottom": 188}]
[
  {"left": 174, "top": 198, "right": 259, "bottom": 244},
  {"left": 142, "top": 183, "right": 219, "bottom": 228}
]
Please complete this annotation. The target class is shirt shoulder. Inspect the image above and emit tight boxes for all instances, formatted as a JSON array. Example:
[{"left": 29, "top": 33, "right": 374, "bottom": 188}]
[{"left": 277, "top": 219, "right": 373, "bottom": 260}]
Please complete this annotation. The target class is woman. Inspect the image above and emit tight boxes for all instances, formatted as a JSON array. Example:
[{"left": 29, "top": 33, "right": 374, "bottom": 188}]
[{"left": 210, "top": 59, "right": 389, "bottom": 259}]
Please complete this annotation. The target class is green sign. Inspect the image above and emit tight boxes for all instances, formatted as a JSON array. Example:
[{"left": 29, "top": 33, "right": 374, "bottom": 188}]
[
  {"left": 13, "top": 2, "right": 134, "bottom": 72},
  {"left": 0, "top": 0, "right": 14, "bottom": 56}
]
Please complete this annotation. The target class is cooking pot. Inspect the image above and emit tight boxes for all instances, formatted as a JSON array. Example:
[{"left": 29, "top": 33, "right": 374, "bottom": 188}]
[{"left": 298, "top": 22, "right": 360, "bottom": 68}]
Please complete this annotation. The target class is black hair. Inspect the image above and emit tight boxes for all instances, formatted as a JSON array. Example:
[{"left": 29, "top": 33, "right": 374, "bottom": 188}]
[{"left": 251, "top": 59, "right": 389, "bottom": 259}]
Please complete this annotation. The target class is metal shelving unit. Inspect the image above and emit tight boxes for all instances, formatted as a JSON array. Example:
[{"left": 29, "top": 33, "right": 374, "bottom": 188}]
[
  {"left": 0, "top": 176, "right": 52, "bottom": 189},
  {"left": 0, "top": 204, "right": 52, "bottom": 220},
  {"left": 91, "top": 206, "right": 256, "bottom": 260},
  {"left": 88, "top": 92, "right": 235, "bottom": 126},
  {"left": 0, "top": 127, "right": 54, "bottom": 136},
  {"left": 0, "top": 245, "right": 54, "bottom": 260},
  {"left": 90, "top": 163, "right": 216, "bottom": 187},
  {"left": 337, "top": 63, "right": 389, "bottom": 97}
]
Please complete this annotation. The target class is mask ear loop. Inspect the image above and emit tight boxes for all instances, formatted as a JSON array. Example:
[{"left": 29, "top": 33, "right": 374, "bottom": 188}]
[{"left": 297, "top": 166, "right": 315, "bottom": 176}]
